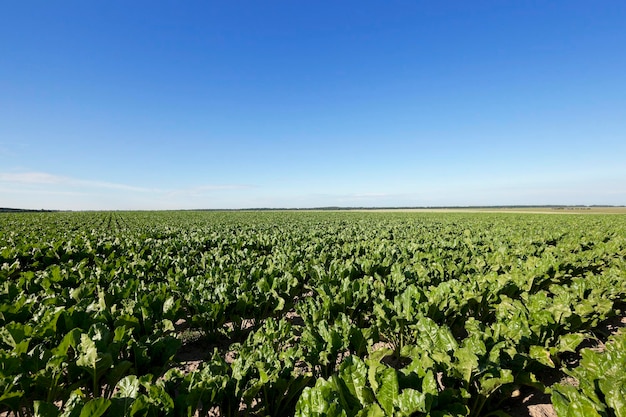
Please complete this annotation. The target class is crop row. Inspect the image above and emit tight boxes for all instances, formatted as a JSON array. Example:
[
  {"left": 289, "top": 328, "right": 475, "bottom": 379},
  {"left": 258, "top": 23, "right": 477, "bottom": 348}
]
[{"left": 0, "top": 211, "right": 625, "bottom": 416}]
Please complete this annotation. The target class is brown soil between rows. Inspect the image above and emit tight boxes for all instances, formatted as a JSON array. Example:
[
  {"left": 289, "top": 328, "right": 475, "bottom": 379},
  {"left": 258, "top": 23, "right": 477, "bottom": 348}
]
[
  {"left": 502, "top": 314, "right": 626, "bottom": 417},
  {"left": 172, "top": 307, "right": 626, "bottom": 417}
]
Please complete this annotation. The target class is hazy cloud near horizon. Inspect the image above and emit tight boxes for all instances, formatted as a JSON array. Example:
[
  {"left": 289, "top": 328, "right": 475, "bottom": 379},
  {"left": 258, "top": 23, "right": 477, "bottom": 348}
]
[
  {"left": 2, "top": 169, "right": 623, "bottom": 211},
  {"left": 0, "top": 171, "right": 256, "bottom": 210}
]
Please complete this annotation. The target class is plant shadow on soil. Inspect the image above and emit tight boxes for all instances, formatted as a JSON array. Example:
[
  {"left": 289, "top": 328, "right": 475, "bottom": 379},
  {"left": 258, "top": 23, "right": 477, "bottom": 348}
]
[
  {"left": 171, "top": 304, "right": 626, "bottom": 417},
  {"left": 502, "top": 311, "right": 626, "bottom": 417},
  {"left": 174, "top": 318, "right": 259, "bottom": 373}
]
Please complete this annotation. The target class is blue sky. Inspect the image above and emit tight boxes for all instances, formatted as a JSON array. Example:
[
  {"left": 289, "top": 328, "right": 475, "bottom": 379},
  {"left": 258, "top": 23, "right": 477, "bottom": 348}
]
[{"left": 1, "top": 1, "right": 625, "bottom": 210}]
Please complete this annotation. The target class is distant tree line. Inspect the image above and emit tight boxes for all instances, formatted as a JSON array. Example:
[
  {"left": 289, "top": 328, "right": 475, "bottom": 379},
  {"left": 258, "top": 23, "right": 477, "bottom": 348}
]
[{"left": 0, "top": 208, "right": 57, "bottom": 213}]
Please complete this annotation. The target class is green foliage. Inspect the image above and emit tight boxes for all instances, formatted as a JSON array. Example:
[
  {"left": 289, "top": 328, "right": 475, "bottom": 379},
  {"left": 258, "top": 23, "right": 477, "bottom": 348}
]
[
  {"left": 0, "top": 211, "right": 625, "bottom": 416},
  {"left": 552, "top": 331, "right": 626, "bottom": 417}
]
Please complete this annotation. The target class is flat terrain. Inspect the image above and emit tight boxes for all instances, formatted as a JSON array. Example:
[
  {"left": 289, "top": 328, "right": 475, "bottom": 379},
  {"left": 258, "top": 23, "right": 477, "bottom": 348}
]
[
  {"left": 1, "top": 211, "right": 625, "bottom": 416},
  {"left": 355, "top": 206, "right": 626, "bottom": 214}
]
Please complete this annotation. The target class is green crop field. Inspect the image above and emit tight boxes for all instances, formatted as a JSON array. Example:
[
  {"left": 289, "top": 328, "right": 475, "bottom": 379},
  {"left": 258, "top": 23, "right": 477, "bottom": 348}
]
[{"left": 1, "top": 211, "right": 625, "bottom": 416}]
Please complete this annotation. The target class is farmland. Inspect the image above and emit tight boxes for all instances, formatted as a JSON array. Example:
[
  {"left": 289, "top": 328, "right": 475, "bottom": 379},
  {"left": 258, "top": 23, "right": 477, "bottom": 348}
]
[{"left": 1, "top": 211, "right": 625, "bottom": 416}]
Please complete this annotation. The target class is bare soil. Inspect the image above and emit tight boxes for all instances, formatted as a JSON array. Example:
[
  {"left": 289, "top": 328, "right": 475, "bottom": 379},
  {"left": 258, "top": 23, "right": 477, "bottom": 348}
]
[{"left": 502, "top": 314, "right": 626, "bottom": 417}]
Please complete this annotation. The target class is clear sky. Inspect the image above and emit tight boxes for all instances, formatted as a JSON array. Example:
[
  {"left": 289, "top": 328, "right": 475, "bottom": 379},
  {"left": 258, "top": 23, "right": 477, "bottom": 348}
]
[{"left": 1, "top": 1, "right": 625, "bottom": 210}]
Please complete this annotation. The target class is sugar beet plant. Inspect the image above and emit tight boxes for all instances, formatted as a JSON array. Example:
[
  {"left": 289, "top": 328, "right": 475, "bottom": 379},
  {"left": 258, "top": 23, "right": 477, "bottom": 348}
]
[{"left": 0, "top": 211, "right": 625, "bottom": 416}]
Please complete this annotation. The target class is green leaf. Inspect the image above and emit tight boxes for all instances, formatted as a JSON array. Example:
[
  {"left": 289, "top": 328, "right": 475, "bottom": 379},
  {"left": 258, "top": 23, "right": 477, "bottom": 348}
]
[
  {"left": 454, "top": 346, "right": 479, "bottom": 383},
  {"left": 76, "top": 334, "right": 98, "bottom": 369},
  {"left": 414, "top": 317, "right": 457, "bottom": 354},
  {"left": 366, "top": 348, "right": 392, "bottom": 393},
  {"left": 79, "top": 398, "right": 111, "bottom": 417},
  {"left": 396, "top": 388, "right": 428, "bottom": 414},
  {"left": 163, "top": 296, "right": 175, "bottom": 314},
  {"left": 478, "top": 369, "right": 514, "bottom": 397},
  {"left": 551, "top": 384, "right": 604, "bottom": 417},
  {"left": 295, "top": 380, "right": 345, "bottom": 417},
  {"left": 274, "top": 295, "right": 286, "bottom": 312},
  {"left": 339, "top": 356, "right": 371, "bottom": 406},
  {"left": 598, "top": 379, "right": 626, "bottom": 417},
  {"left": 147, "top": 384, "right": 174, "bottom": 411},
  {"left": 295, "top": 386, "right": 323, "bottom": 416},
  {"left": 114, "top": 375, "right": 140, "bottom": 398},
  {"left": 160, "top": 319, "right": 175, "bottom": 332},
  {"left": 357, "top": 403, "right": 385, "bottom": 417},
  {"left": 422, "top": 369, "right": 438, "bottom": 397},
  {"left": 557, "top": 333, "right": 586, "bottom": 353},
  {"left": 34, "top": 401, "right": 60, "bottom": 417},
  {"left": 106, "top": 361, "right": 133, "bottom": 391},
  {"left": 0, "top": 390, "right": 24, "bottom": 412},
  {"left": 60, "top": 390, "right": 86, "bottom": 417},
  {"left": 0, "top": 322, "right": 32, "bottom": 349},
  {"left": 53, "top": 328, "right": 82, "bottom": 356},
  {"left": 375, "top": 367, "right": 399, "bottom": 415},
  {"left": 529, "top": 345, "right": 555, "bottom": 368},
  {"left": 107, "top": 398, "right": 136, "bottom": 417},
  {"left": 129, "top": 395, "right": 151, "bottom": 417},
  {"left": 34, "top": 307, "right": 64, "bottom": 338}
]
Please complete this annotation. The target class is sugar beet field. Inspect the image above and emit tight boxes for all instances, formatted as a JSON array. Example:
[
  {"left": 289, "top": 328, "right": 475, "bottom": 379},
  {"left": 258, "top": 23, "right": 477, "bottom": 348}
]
[{"left": 1, "top": 211, "right": 625, "bottom": 417}]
